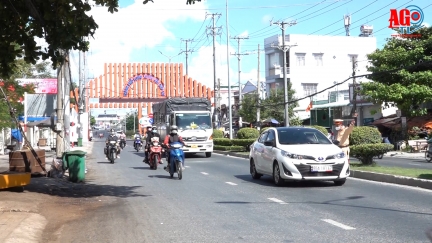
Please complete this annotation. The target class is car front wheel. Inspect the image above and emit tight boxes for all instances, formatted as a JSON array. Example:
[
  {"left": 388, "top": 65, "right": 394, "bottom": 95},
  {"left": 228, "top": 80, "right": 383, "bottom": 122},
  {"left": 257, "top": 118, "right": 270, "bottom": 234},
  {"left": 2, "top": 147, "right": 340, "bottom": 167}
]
[
  {"left": 273, "top": 162, "right": 284, "bottom": 186},
  {"left": 250, "top": 159, "right": 261, "bottom": 179}
]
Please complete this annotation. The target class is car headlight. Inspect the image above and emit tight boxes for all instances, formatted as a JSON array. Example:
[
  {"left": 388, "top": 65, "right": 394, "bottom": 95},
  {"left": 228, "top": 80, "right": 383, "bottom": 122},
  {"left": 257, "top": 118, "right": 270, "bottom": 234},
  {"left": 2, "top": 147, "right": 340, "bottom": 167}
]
[
  {"left": 332, "top": 152, "right": 345, "bottom": 159},
  {"left": 281, "top": 150, "right": 305, "bottom": 159}
]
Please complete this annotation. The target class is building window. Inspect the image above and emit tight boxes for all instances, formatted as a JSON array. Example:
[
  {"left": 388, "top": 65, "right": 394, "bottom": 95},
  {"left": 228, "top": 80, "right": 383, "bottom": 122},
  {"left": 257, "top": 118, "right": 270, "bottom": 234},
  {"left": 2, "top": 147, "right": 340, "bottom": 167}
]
[
  {"left": 302, "top": 83, "right": 318, "bottom": 96},
  {"left": 296, "top": 53, "right": 305, "bottom": 66},
  {"left": 313, "top": 53, "right": 323, "bottom": 66}
]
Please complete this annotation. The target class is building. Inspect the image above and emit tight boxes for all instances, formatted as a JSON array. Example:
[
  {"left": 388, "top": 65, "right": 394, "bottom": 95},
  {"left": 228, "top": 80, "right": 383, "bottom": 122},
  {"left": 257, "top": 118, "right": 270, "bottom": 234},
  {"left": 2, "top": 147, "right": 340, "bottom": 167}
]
[
  {"left": 264, "top": 33, "right": 377, "bottom": 122},
  {"left": 95, "top": 114, "right": 120, "bottom": 129}
]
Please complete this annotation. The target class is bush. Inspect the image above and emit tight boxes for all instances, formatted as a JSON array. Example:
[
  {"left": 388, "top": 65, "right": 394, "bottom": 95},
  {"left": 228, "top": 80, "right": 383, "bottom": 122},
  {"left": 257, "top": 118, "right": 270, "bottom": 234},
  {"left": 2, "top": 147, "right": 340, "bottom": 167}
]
[
  {"left": 236, "top": 128, "right": 260, "bottom": 139},
  {"left": 212, "top": 129, "right": 224, "bottom": 138},
  {"left": 214, "top": 138, "right": 232, "bottom": 146},
  {"left": 231, "top": 139, "right": 256, "bottom": 151},
  {"left": 350, "top": 143, "right": 394, "bottom": 165},
  {"left": 214, "top": 145, "right": 245, "bottom": 152},
  {"left": 349, "top": 126, "right": 382, "bottom": 145},
  {"left": 259, "top": 127, "right": 270, "bottom": 134},
  {"left": 309, "top": 125, "right": 328, "bottom": 135}
]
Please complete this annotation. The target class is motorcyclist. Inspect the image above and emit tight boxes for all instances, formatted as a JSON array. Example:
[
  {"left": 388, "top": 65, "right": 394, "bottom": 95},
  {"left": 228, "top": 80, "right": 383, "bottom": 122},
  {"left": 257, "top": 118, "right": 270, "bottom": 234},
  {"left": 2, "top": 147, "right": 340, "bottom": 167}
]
[
  {"left": 105, "top": 128, "right": 120, "bottom": 159},
  {"left": 119, "top": 130, "right": 126, "bottom": 148},
  {"left": 163, "top": 125, "right": 185, "bottom": 172},
  {"left": 144, "top": 126, "right": 161, "bottom": 163},
  {"left": 133, "top": 130, "right": 142, "bottom": 149}
]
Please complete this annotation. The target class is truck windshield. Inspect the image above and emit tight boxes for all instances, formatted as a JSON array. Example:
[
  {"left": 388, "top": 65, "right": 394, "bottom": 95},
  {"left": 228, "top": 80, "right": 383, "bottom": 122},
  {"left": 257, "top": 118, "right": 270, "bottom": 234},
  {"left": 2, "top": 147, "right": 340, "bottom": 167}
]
[{"left": 175, "top": 113, "right": 211, "bottom": 130}]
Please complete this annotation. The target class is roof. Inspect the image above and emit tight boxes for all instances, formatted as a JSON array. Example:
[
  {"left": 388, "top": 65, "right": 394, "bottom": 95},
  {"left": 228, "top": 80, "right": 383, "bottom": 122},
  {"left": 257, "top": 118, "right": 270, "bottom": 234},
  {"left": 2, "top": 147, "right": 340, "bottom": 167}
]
[{"left": 241, "top": 81, "right": 257, "bottom": 94}]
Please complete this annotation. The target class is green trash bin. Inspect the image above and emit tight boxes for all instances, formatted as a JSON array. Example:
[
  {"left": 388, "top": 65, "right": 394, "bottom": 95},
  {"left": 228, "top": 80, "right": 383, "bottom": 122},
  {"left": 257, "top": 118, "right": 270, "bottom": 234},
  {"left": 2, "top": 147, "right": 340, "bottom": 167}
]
[
  {"left": 78, "top": 138, "right": 83, "bottom": 147},
  {"left": 62, "top": 150, "right": 87, "bottom": 182}
]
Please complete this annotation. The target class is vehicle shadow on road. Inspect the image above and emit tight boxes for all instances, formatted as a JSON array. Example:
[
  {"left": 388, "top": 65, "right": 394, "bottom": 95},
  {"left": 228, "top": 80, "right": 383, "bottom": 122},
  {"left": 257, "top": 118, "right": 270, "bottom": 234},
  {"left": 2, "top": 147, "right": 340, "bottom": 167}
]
[
  {"left": 130, "top": 166, "right": 152, "bottom": 170},
  {"left": 17, "top": 177, "right": 151, "bottom": 199},
  {"left": 234, "top": 174, "right": 337, "bottom": 188},
  {"left": 148, "top": 175, "right": 173, "bottom": 179}
]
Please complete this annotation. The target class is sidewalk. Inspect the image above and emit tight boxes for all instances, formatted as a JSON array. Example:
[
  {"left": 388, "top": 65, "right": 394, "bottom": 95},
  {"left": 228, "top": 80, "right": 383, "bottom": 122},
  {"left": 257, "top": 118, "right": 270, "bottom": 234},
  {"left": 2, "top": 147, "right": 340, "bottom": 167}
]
[{"left": 0, "top": 141, "right": 95, "bottom": 243}]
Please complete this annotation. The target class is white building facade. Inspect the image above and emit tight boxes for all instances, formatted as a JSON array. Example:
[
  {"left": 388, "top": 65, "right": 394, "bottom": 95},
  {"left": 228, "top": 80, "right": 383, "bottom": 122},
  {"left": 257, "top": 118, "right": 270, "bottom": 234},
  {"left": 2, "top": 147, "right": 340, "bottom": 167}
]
[{"left": 264, "top": 34, "right": 377, "bottom": 120}]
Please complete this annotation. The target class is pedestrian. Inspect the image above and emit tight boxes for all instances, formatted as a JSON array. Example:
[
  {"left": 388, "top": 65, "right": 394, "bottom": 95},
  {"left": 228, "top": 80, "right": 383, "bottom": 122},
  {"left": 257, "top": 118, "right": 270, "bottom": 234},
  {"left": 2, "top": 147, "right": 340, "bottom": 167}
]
[{"left": 333, "top": 119, "right": 355, "bottom": 161}]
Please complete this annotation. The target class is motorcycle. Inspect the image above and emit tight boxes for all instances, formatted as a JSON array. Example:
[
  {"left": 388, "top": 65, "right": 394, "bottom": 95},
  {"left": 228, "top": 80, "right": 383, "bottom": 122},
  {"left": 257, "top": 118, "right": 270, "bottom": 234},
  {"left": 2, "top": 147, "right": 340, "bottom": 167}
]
[
  {"left": 134, "top": 137, "right": 142, "bottom": 152},
  {"left": 167, "top": 142, "right": 185, "bottom": 180},
  {"left": 119, "top": 138, "right": 126, "bottom": 149},
  {"left": 425, "top": 143, "right": 432, "bottom": 163},
  {"left": 148, "top": 137, "right": 163, "bottom": 170},
  {"left": 99, "top": 133, "right": 104, "bottom": 139},
  {"left": 106, "top": 141, "right": 118, "bottom": 164}
]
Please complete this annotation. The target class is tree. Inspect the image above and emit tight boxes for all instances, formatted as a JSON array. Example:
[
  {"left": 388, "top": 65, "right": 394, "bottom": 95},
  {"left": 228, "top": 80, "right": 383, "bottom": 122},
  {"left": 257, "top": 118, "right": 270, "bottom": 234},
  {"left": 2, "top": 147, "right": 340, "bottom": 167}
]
[
  {"left": 238, "top": 92, "right": 259, "bottom": 122},
  {"left": 125, "top": 112, "right": 139, "bottom": 131},
  {"left": 90, "top": 116, "right": 96, "bottom": 126},
  {"left": 260, "top": 84, "right": 302, "bottom": 126},
  {"left": 360, "top": 26, "right": 432, "bottom": 117},
  {"left": 0, "top": 0, "right": 201, "bottom": 78}
]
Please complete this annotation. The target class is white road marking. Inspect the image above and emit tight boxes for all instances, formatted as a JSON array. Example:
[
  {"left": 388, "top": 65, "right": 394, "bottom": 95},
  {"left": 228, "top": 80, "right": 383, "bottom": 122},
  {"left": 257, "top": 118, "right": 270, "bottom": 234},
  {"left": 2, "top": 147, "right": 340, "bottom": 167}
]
[
  {"left": 321, "top": 219, "right": 355, "bottom": 230},
  {"left": 348, "top": 177, "right": 432, "bottom": 193},
  {"left": 225, "top": 182, "right": 237, "bottom": 186},
  {"left": 267, "top": 198, "right": 288, "bottom": 205},
  {"left": 201, "top": 172, "right": 209, "bottom": 175}
]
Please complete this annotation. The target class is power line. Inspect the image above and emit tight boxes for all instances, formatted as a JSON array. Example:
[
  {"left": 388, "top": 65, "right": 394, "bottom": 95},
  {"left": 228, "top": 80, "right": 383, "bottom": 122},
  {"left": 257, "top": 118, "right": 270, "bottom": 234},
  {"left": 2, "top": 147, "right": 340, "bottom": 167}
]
[
  {"left": 179, "top": 39, "right": 194, "bottom": 75},
  {"left": 230, "top": 36, "right": 249, "bottom": 106}
]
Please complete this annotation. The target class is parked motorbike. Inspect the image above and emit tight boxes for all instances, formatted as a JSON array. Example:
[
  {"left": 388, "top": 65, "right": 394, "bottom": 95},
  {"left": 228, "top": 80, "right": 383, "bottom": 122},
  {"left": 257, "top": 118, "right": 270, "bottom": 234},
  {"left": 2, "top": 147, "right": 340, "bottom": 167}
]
[
  {"left": 119, "top": 138, "right": 126, "bottom": 149},
  {"left": 148, "top": 137, "right": 163, "bottom": 170},
  {"left": 167, "top": 142, "right": 185, "bottom": 180},
  {"left": 106, "top": 141, "right": 118, "bottom": 164},
  {"left": 425, "top": 143, "right": 432, "bottom": 163},
  {"left": 134, "top": 137, "right": 142, "bottom": 152}
]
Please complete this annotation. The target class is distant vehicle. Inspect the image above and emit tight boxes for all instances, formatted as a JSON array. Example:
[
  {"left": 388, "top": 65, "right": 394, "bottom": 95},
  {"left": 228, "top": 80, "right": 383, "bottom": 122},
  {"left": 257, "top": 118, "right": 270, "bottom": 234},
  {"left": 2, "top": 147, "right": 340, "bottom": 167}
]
[{"left": 249, "top": 127, "right": 349, "bottom": 186}]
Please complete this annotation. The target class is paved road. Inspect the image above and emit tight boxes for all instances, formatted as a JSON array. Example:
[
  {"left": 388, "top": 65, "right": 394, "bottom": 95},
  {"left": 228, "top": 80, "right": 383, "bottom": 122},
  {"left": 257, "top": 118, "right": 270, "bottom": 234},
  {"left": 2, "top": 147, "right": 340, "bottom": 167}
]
[
  {"left": 56, "top": 139, "right": 432, "bottom": 243},
  {"left": 351, "top": 156, "right": 432, "bottom": 169}
]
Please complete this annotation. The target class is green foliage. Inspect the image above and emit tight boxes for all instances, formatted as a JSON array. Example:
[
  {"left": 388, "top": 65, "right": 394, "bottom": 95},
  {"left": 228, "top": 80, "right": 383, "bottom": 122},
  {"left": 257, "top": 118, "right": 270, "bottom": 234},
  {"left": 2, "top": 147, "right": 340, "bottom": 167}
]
[
  {"left": 212, "top": 129, "right": 224, "bottom": 138},
  {"left": 260, "top": 86, "right": 298, "bottom": 124},
  {"left": 350, "top": 144, "right": 394, "bottom": 165},
  {"left": 214, "top": 145, "right": 245, "bottom": 152},
  {"left": 349, "top": 126, "right": 382, "bottom": 145},
  {"left": 360, "top": 26, "right": 432, "bottom": 117},
  {"left": 231, "top": 139, "right": 255, "bottom": 151},
  {"left": 309, "top": 125, "right": 328, "bottom": 135},
  {"left": 213, "top": 138, "right": 232, "bottom": 146},
  {"left": 125, "top": 130, "right": 134, "bottom": 137},
  {"left": 238, "top": 92, "right": 259, "bottom": 122},
  {"left": 0, "top": 0, "right": 200, "bottom": 78},
  {"left": 236, "top": 128, "right": 259, "bottom": 139},
  {"left": 90, "top": 116, "right": 96, "bottom": 126},
  {"left": 125, "top": 112, "right": 139, "bottom": 131}
]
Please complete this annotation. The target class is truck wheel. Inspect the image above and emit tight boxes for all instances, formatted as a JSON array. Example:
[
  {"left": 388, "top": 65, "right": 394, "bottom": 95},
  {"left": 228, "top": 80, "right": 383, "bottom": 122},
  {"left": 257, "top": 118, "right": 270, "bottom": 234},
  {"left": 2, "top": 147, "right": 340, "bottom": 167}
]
[{"left": 205, "top": 152, "right": 212, "bottom": 158}]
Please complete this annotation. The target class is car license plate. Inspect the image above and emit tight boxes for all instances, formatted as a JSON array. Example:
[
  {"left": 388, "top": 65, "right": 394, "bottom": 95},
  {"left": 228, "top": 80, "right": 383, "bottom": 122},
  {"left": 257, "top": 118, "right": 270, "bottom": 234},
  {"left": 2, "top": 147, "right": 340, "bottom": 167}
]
[
  {"left": 191, "top": 145, "right": 198, "bottom": 148},
  {"left": 311, "top": 165, "right": 332, "bottom": 172}
]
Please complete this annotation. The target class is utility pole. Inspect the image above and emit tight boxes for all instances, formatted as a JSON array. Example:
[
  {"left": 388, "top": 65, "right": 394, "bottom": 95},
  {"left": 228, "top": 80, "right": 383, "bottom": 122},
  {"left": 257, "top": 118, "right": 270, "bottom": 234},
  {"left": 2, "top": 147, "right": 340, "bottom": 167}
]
[
  {"left": 226, "top": 0, "right": 233, "bottom": 139},
  {"left": 230, "top": 36, "right": 249, "bottom": 107},
  {"left": 206, "top": 13, "right": 221, "bottom": 128},
  {"left": 78, "top": 50, "right": 84, "bottom": 145},
  {"left": 64, "top": 54, "right": 71, "bottom": 151},
  {"left": 270, "top": 19, "right": 297, "bottom": 127},
  {"left": 56, "top": 51, "right": 65, "bottom": 158},
  {"left": 257, "top": 44, "right": 261, "bottom": 126},
  {"left": 180, "top": 39, "right": 194, "bottom": 75},
  {"left": 351, "top": 56, "right": 358, "bottom": 124}
]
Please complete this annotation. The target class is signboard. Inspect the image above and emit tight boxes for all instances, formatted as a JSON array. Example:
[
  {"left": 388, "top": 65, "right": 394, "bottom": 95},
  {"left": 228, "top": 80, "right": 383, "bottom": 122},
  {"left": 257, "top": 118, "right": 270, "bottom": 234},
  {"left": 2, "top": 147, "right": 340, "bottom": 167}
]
[
  {"left": 363, "top": 118, "right": 374, "bottom": 125},
  {"left": 139, "top": 117, "right": 152, "bottom": 126},
  {"left": 17, "top": 79, "right": 57, "bottom": 94},
  {"left": 349, "top": 84, "right": 369, "bottom": 104}
]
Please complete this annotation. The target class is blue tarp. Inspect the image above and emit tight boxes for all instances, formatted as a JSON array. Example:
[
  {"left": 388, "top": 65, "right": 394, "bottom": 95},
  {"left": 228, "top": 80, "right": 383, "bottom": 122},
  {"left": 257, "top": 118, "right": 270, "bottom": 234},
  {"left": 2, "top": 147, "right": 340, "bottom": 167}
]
[
  {"left": 18, "top": 116, "right": 51, "bottom": 122},
  {"left": 11, "top": 129, "right": 23, "bottom": 142}
]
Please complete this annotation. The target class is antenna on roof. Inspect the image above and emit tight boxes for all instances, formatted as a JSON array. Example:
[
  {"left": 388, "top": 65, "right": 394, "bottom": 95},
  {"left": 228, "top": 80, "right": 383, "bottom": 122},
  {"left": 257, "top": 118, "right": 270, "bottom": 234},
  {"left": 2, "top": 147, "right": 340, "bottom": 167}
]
[{"left": 343, "top": 14, "right": 351, "bottom": 36}]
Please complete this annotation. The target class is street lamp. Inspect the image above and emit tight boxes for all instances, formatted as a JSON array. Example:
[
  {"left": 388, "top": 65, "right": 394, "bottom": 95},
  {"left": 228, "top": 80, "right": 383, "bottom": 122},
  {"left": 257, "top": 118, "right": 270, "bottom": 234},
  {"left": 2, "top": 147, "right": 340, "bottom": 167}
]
[{"left": 158, "top": 50, "right": 182, "bottom": 64}]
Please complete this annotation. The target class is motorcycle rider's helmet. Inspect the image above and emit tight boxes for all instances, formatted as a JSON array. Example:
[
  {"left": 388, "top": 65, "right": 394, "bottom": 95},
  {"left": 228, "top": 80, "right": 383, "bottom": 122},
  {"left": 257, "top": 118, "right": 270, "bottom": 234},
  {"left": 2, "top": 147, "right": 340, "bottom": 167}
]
[
  {"left": 170, "top": 125, "right": 178, "bottom": 135},
  {"left": 136, "top": 130, "right": 140, "bottom": 134},
  {"left": 110, "top": 128, "right": 115, "bottom": 136},
  {"left": 146, "top": 125, "right": 152, "bottom": 131}
]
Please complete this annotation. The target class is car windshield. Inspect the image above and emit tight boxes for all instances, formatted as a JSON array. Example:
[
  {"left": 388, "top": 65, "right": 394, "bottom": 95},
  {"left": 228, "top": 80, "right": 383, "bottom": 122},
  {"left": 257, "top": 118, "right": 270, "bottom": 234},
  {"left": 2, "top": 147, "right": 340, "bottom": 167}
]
[
  {"left": 277, "top": 129, "right": 332, "bottom": 145},
  {"left": 175, "top": 113, "right": 212, "bottom": 130}
]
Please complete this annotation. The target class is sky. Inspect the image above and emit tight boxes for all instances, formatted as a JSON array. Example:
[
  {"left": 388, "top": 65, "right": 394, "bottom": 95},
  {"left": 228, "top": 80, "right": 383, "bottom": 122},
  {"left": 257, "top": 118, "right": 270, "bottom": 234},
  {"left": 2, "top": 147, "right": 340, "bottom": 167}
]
[{"left": 73, "top": 0, "right": 431, "bottom": 115}]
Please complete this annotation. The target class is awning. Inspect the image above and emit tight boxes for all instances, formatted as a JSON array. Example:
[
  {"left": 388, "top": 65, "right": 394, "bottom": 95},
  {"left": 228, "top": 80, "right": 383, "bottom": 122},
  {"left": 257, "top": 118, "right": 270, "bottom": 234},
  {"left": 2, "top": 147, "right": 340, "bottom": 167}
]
[
  {"left": 310, "top": 101, "right": 350, "bottom": 110},
  {"left": 27, "top": 118, "right": 53, "bottom": 127}
]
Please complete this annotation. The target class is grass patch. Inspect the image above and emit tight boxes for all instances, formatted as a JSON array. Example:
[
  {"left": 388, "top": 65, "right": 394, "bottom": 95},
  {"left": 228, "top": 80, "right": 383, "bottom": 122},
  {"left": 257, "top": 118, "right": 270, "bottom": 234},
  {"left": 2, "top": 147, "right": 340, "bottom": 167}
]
[
  {"left": 234, "top": 152, "right": 249, "bottom": 155},
  {"left": 351, "top": 163, "right": 432, "bottom": 180}
]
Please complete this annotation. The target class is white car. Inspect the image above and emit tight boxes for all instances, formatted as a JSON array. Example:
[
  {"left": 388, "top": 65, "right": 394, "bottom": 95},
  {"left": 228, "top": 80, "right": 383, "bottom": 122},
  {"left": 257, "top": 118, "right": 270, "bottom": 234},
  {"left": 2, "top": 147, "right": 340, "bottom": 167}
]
[{"left": 249, "top": 127, "right": 350, "bottom": 186}]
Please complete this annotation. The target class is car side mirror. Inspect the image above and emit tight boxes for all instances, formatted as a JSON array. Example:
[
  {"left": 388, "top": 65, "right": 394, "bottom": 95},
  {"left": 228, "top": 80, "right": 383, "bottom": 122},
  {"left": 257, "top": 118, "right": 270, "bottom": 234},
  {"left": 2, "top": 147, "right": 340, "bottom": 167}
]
[
  {"left": 264, "top": 140, "right": 275, "bottom": 147},
  {"left": 332, "top": 140, "right": 340, "bottom": 145}
]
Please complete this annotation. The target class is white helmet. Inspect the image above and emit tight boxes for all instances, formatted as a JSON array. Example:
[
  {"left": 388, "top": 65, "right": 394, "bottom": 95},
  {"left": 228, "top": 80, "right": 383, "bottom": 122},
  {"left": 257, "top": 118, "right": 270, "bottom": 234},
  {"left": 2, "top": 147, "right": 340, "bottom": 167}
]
[{"left": 170, "top": 125, "right": 178, "bottom": 134}]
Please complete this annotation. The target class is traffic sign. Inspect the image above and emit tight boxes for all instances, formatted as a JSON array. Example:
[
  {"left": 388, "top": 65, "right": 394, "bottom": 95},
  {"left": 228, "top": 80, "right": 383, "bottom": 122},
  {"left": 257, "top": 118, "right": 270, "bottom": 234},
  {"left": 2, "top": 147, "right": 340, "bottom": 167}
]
[
  {"left": 139, "top": 117, "right": 146, "bottom": 124},
  {"left": 149, "top": 118, "right": 154, "bottom": 124},
  {"left": 148, "top": 113, "right": 153, "bottom": 119}
]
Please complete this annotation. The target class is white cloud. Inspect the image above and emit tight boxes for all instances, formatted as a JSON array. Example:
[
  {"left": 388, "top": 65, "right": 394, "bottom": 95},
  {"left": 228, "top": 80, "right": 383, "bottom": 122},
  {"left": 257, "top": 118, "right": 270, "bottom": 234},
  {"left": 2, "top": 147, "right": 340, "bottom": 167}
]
[
  {"left": 423, "top": 22, "right": 430, "bottom": 28},
  {"left": 261, "top": 15, "right": 272, "bottom": 24},
  {"left": 86, "top": 0, "right": 208, "bottom": 77}
]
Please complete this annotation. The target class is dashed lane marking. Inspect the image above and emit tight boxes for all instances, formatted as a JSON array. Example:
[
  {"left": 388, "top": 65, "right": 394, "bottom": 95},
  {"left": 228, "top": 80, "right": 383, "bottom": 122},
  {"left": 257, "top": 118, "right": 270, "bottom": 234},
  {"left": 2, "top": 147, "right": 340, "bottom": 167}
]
[
  {"left": 225, "top": 182, "right": 237, "bottom": 186},
  {"left": 321, "top": 219, "right": 355, "bottom": 230},
  {"left": 267, "top": 198, "right": 288, "bottom": 205},
  {"left": 201, "top": 172, "right": 209, "bottom": 175}
]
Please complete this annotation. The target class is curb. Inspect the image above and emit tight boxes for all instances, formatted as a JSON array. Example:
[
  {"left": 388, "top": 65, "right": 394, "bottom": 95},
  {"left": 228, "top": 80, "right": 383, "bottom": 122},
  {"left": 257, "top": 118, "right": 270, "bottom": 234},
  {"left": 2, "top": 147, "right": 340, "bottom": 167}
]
[{"left": 213, "top": 150, "right": 432, "bottom": 190}]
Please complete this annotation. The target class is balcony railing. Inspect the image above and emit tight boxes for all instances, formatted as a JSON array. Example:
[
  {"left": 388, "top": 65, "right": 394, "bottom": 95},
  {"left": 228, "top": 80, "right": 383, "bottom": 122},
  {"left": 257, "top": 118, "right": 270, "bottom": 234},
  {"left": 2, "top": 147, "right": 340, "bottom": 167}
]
[{"left": 269, "top": 67, "right": 290, "bottom": 76}]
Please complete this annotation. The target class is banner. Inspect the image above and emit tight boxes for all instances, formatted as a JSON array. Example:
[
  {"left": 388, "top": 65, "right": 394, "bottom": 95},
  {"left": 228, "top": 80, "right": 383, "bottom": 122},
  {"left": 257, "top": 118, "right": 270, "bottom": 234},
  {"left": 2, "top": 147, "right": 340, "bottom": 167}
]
[{"left": 17, "top": 79, "right": 57, "bottom": 94}]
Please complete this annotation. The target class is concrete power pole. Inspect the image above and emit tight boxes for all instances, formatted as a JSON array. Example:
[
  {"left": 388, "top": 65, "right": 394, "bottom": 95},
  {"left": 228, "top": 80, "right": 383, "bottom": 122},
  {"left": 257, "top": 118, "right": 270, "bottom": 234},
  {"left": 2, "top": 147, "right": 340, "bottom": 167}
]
[
  {"left": 206, "top": 13, "right": 221, "bottom": 128},
  {"left": 230, "top": 36, "right": 249, "bottom": 107},
  {"left": 78, "top": 50, "right": 84, "bottom": 144},
  {"left": 351, "top": 56, "right": 358, "bottom": 123},
  {"left": 180, "top": 39, "right": 194, "bottom": 75},
  {"left": 64, "top": 54, "right": 71, "bottom": 151},
  {"left": 56, "top": 52, "right": 65, "bottom": 158},
  {"left": 257, "top": 44, "right": 261, "bottom": 125},
  {"left": 270, "top": 20, "right": 297, "bottom": 127}
]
